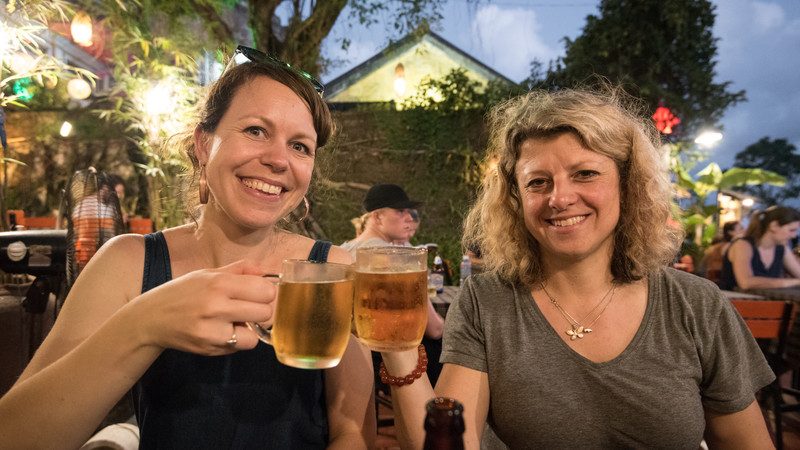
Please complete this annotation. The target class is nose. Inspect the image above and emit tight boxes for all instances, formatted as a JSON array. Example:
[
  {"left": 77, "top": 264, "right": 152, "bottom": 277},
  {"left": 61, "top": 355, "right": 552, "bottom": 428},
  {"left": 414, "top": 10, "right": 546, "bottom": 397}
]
[
  {"left": 548, "top": 180, "right": 577, "bottom": 211},
  {"left": 259, "top": 141, "right": 290, "bottom": 173}
]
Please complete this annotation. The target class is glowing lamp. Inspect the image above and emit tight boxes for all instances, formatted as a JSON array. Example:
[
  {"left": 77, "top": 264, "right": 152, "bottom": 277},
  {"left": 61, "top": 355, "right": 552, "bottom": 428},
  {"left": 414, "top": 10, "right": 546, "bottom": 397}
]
[
  {"left": 9, "top": 52, "right": 35, "bottom": 74},
  {"left": 71, "top": 12, "right": 93, "bottom": 47},
  {"left": 145, "top": 84, "right": 174, "bottom": 115},
  {"left": 60, "top": 122, "right": 73, "bottom": 137},
  {"left": 394, "top": 63, "right": 406, "bottom": 97},
  {"left": 694, "top": 131, "right": 723, "bottom": 147},
  {"left": 67, "top": 78, "right": 92, "bottom": 99}
]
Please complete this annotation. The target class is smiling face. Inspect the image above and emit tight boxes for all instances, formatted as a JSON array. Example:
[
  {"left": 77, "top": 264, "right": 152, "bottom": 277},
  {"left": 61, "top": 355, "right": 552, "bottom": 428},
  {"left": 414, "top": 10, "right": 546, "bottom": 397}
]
[
  {"left": 515, "top": 132, "right": 621, "bottom": 265},
  {"left": 195, "top": 75, "right": 317, "bottom": 229}
]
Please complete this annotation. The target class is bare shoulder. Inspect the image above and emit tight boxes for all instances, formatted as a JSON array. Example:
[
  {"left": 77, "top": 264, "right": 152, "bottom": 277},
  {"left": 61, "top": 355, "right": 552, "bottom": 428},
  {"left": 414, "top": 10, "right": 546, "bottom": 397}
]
[
  {"left": 68, "top": 233, "right": 146, "bottom": 303},
  {"left": 728, "top": 239, "right": 752, "bottom": 256}
]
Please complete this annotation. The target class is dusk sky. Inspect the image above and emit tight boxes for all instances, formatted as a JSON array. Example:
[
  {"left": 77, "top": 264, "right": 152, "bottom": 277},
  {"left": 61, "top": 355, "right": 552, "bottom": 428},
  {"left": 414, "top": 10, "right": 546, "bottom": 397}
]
[{"left": 319, "top": 0, "right": 800, "bottom": 173}]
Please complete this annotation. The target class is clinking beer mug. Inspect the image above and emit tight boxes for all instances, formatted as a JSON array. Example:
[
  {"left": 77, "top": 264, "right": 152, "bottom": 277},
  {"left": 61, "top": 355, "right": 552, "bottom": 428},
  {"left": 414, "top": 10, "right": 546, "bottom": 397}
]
[
  {"left": 247, "top": 259, "right": 355, "bottom": 369},
  {"left": 354, "top": 246, "right": 428, "bottom": 352}
]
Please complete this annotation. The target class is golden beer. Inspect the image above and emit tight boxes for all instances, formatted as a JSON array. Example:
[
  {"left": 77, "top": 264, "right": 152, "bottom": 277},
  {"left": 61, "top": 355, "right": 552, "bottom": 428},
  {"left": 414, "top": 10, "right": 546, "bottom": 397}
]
[
  {"left": 272, "top": 279, "right": 354, "bottom": 369},
  {"left": 354, "top": 270, "right": 428, "bottom": 351}
]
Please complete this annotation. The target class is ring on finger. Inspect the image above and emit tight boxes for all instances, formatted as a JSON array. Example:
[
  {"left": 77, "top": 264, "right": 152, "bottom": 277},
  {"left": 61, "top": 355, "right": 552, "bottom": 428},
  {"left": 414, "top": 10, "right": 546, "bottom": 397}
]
[{"left": 226, "top": 326, "right": 238, "bottom": 346}]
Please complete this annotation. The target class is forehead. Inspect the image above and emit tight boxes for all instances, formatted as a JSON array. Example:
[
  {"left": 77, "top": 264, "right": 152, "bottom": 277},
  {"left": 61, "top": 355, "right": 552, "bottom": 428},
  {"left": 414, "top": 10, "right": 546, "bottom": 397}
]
[
  {"left": 227, "top": 76, "right": 314, "bottom": 124},
  {"left": 515, "top": 134, "right": 616, "bottom": 172}
]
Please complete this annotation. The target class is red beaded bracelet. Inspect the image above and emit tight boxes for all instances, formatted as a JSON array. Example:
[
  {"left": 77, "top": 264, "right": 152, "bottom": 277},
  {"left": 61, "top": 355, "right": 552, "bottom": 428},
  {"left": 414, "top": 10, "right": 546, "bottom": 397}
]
[{"left": 379, "top": 344, "right": 428, "bottom": 386}]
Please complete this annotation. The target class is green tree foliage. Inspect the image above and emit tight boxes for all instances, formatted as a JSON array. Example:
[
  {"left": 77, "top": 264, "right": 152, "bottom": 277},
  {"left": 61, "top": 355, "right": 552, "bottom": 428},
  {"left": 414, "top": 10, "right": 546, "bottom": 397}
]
[
  {"left": 135, "top": 0, "right": 450, "bottom": 77},
  {"left": 547, "top": 0, "right": 745, "bottom": 142},
  {"left": 673, "top": 158, "right": 784, "bottom": 248},
  {"left": 402, "top": 68, "right": 523, "bottom": 112},
  {"left": 732, "top": 137, "right": 800, "bottom": 205},
  {"left": 84, "top": 0, "right": 206, "bottom": 228},
  {"left": 0, "top": 0, "right": 98, "bottom": 229}
]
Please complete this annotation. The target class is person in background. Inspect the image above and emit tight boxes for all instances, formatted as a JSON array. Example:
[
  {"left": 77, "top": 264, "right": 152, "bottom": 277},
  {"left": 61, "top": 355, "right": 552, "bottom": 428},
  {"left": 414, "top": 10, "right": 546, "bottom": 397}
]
[
  {"left": 341, "top": 185, "right": 445, "bottom": 391},
  {"left": 341, "top": 184, "right": 418, "bottom": 253},
  {"left": 107, "top": 174, "right": 130, "bottom": 228},
  {"left": 719, "top": 206, "right": 800, "bottom": 290},
  {"left": 350, "top": 213, "right": 369, "bottom": 238},
  {"left": 341, "top": 185, "right": 443, "bottom": 340},
  {"left": 380, "top": 87, "right": 774, "bottom": 449},
  {"left": 0, "top": 46, "right": 374, "bottom": 448},
  {"left": 702, "top": 220, "right": 744, "bottom": 285},
  {"left": 393, "top": 209, "right": 419, "bottom": 246}
]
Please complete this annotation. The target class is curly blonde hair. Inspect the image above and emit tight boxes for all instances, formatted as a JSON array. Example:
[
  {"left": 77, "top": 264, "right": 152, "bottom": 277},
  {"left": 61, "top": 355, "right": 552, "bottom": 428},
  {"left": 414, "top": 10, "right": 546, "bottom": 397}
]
[{"left": 463, "top": 87, "right": 684, "bottom": 286}]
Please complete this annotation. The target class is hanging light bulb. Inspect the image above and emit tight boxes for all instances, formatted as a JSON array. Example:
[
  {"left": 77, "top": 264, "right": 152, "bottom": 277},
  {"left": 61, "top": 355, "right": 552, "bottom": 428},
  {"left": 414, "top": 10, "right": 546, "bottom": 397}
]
[
  {"left": 67, "top": 78, "right": 92, "bottom": 100},
  {"left": 60, "top": 122, "right": 73, "bottom": 137},
  {"left": 393, "top": 63, "right": 406, "bottom": 97},
  {"left": 71, "top": 12, "right": 93, "bottom": 47}
]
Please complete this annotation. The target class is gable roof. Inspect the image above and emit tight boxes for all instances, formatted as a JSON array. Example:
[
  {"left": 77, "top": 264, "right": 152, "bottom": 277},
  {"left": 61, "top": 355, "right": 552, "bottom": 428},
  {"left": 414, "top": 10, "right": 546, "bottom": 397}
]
[{"left": 325, "top": 31, "right": 515, "bottom": 102}]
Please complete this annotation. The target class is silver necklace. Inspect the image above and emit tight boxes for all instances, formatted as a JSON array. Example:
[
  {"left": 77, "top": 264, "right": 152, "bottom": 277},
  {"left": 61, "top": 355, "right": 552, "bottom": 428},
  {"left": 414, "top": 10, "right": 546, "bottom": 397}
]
[{"left": 541, "top": 283, "right": 616, "bottom": 340}]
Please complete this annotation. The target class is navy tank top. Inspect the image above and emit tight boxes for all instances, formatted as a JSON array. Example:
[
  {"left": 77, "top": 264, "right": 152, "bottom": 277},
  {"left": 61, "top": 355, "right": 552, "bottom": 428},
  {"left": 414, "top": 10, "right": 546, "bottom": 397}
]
[
  {"left": 719, "top": 237, "right": 785, "bottom": 290},
  {"left": 132, "top": 231, "right": 332, "bottom": 449}
]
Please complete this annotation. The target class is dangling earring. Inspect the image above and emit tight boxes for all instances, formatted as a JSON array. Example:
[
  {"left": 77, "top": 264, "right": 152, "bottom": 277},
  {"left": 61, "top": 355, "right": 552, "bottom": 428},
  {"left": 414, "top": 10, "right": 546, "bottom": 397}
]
[
  {"left": 199, "top": 164, "right": 209, "bottom": 204},
  {"left": 298, "top": 196, "right": 309, "bottom": 221}
]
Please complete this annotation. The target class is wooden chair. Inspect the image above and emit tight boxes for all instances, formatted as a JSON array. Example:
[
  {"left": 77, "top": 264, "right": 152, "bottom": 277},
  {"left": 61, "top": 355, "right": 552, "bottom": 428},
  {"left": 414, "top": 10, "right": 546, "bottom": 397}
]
[
  {"left": 731, "top": 299, "right": 799, "bottom": 449},
  {"left": 24, "top": 217, "right": 57, "bottom": 229}
]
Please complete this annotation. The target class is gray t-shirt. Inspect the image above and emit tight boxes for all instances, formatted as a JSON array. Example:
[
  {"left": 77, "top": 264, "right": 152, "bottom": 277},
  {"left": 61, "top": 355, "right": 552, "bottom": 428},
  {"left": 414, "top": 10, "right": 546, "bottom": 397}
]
[
  {"left": 340, "top": 237, "right": 391, "bottom": 259},
  {"left": 441, "top": 267, "right": 774, "bottom": 449}
]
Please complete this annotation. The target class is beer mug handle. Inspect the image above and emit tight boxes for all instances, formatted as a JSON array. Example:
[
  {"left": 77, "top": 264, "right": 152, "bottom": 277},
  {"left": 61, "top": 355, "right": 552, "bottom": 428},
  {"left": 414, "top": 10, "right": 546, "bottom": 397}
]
[
  {"left": 246, "top": 321, "right": 273, "bottom": 344},
  {"left": 247, "top": 274, "right": 279, "bottom": 345}
]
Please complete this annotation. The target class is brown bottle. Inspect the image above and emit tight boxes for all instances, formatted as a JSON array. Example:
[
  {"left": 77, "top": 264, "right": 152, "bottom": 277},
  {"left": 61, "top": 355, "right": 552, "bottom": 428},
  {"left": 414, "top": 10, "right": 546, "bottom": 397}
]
[{"left": 423, "top": 397, "right": 465, "bottom": 450}]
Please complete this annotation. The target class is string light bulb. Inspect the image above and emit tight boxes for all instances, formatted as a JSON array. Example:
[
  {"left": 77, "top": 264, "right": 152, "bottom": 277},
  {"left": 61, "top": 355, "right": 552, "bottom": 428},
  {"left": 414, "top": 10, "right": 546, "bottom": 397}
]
[{"left": 70, "top": 12, "right": 93, "bottom": 47}]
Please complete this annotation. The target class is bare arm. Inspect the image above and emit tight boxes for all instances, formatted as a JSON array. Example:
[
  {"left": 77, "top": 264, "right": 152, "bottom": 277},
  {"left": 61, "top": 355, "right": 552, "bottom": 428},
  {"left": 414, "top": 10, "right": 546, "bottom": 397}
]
[
  {"left": 704, "top": 400, "right": 774, "bottom": 449},
  {"left": 729, "top": 240, "right": 800, "bottom": 289},
  {"left": 783, "top": 245, "right": 800, "bottom": 279},
  {"left": 0, "top": 236, "right": 275, "bottom": 449},
  {"left": 325, "top": 245, "right": 375, "bottom": 449},
  {"left": 325, "top": 336, "right": 376, "bottom": 449},
  {"left": 425, "top": 298, "right": 445, "bottom": 339},
  {"left": 381, "top": 350, "right": 490, "bottom": 450}
]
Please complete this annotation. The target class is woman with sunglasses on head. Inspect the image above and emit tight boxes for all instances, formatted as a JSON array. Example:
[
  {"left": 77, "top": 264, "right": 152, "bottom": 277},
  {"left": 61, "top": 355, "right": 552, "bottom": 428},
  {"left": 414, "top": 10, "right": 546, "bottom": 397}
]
[
  {"left": 0, "top": 47, "right": 375, "bottom": 449},
  {"left": 379, "top": 88, "right": 774, "bottom": 449}
]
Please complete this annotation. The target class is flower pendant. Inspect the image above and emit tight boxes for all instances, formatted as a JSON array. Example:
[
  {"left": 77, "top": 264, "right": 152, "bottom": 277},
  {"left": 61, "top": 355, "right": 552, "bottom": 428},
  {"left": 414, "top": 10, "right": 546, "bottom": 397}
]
[{"left": 566, "top": 326, "right": 593, "bottom": 340}]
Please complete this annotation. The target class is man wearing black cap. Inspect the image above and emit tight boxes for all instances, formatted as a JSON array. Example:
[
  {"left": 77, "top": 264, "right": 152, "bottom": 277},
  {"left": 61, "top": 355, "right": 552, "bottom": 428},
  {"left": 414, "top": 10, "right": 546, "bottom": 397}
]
[{"left": 341, "top": 184, "right": 422, "bottom": 256}]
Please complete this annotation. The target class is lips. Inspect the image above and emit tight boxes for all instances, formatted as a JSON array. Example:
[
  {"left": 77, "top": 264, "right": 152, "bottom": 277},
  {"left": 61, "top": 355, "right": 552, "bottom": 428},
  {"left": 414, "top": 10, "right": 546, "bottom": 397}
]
[
  {"left": 241, "top": 178, "right": 282, "bottom": 195},
  {"left": 548, "top": 215, "right": 587, "bottom": 227}
]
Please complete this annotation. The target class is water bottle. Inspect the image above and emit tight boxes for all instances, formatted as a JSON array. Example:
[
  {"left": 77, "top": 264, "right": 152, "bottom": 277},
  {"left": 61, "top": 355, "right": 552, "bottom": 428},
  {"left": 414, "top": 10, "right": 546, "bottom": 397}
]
[
  {"left": 431, "top": 254, "right": 445, "bottom": 294},
  {"left": 459, "top": 254, "right": 471, "bottom": 286}
]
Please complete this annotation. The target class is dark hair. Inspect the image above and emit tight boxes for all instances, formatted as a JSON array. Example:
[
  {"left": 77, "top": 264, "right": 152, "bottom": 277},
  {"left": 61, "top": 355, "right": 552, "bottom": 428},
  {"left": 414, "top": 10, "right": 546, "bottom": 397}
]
[
  {"left": 721, "top": 221, "right": 740, "bottom": 242},
  {"left": 173, "top": 57, "right": 334, "bottom": 212},
  {"left": 185, "top": 59, "right": 333, "bottom": 171},
  {"left": 744, "top": 206, "right": 800, "bottom": 240}
]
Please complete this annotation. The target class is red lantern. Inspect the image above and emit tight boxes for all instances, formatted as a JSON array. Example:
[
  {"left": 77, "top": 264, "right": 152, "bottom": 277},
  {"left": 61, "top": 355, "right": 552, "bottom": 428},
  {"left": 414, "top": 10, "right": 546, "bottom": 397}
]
[{"left": 653, "top": 105, "right": 680, "bottom": 134}]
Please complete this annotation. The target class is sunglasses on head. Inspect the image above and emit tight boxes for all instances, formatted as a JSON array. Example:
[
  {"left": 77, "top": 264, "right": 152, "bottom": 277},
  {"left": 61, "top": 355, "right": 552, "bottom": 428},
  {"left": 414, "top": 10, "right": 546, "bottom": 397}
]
[{"left": 224, "top": 45, "right": 324, "bottom": 96}]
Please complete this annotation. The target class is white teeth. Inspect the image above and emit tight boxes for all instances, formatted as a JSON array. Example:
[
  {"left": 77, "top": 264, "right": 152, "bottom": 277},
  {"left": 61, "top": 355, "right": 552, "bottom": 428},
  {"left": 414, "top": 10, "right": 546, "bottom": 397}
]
[
  {"left": 242, "top": 178, "right": 281, "bottom": 195},
  {"left": 551, "top": 216, "right": 586, "bottom": 227}
]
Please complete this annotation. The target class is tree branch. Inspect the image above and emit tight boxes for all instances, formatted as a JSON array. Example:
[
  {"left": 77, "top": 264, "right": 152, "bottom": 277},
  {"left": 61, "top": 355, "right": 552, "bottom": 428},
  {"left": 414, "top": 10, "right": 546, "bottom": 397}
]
[{"left": 188, "top": 0, "right": 234, "bottom": 45}]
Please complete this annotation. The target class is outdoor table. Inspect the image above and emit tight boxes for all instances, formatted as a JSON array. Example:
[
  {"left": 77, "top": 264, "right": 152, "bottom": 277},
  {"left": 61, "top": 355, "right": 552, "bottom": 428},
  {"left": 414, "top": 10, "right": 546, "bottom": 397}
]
[{"left": 430, "top": 285, "right": 460, "bottom": 318}]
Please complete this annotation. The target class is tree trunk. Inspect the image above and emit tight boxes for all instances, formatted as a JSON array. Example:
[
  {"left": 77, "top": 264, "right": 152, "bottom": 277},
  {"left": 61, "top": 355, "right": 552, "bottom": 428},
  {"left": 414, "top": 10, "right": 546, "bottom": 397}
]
[{"left": 249, "top": 0, "right": 347, "bottom": 76}]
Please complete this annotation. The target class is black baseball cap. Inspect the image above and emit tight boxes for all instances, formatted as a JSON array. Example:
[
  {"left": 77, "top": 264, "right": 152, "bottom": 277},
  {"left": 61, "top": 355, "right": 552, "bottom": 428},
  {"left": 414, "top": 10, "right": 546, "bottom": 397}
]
[{"left": 364, "top": 184, "right": 422, "bottom": 212}]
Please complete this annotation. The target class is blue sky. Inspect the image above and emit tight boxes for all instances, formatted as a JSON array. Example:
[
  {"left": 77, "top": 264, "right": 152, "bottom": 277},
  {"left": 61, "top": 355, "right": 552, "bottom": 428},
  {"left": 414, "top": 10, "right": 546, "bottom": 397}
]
[{"left": 318, "top": 0, "right": 800, "bottom": 174}]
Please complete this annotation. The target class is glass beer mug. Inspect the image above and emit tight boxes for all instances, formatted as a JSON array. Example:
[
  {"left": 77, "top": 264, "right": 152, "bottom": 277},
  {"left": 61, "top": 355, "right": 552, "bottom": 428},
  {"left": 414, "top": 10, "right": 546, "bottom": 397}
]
[
  {"left": 248, "top": 260, "right": 355, "bottom": 369},
  {"left": 354, "top": 246, "right": 428, "bottom": 351}
]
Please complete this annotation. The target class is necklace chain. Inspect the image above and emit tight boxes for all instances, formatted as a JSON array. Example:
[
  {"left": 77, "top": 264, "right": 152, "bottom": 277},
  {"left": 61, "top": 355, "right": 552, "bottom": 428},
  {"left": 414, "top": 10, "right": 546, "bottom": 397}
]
[{"left": 541, "top": 283, "right": 616, "bottom": 341}]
